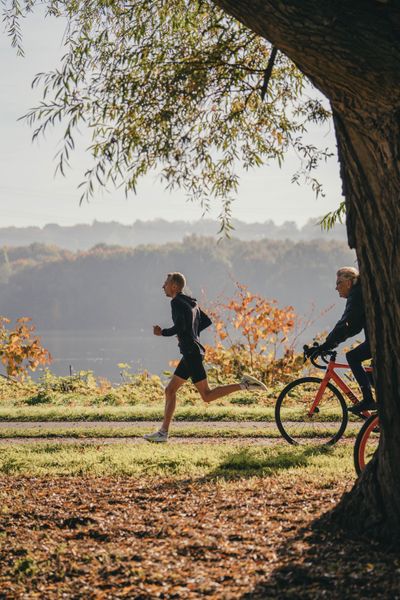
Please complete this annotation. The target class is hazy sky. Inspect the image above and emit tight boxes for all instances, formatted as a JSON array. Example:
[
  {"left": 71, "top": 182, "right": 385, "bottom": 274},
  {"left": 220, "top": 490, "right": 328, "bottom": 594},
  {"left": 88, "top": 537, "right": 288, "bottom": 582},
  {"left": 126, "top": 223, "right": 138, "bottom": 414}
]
[{"left": 0, "top": 10, "right": 344, "bottom": 228}]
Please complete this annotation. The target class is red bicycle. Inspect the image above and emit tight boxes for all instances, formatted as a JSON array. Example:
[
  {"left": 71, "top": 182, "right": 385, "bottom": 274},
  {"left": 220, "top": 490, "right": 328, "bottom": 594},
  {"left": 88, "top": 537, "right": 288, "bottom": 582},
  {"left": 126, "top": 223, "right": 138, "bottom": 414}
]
[
  {"left": 353, "top": 413, "right": 380, "bottom": 474},
  {"left": 275, "top": 344, "right": 373, "bottom": 446}
]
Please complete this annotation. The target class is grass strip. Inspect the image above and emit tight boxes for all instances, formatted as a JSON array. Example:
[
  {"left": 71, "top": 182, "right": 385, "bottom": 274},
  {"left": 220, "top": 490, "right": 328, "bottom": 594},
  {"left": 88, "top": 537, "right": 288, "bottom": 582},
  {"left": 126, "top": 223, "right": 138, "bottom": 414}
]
[
  {"left": 0, "top": 404, "right": 363, "bottom": 423},
  {"left": 0, "top": 404, "right": 277, "bottom": 422},
  {"left": 0, "top": 440, "right": 355, "bottom": 479}
]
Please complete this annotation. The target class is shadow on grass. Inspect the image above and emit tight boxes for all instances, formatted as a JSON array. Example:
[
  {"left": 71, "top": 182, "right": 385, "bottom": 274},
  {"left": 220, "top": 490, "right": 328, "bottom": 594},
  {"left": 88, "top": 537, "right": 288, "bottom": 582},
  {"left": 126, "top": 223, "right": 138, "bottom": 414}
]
[
  {"left": 203, "top": 445, "right": 334, "bottom": 481},
  {"left": 0, "top": 440, "right": 337, "bottom": 480},
  {"left": 240, "top": 513, "right": 400, "bottom": 599}
]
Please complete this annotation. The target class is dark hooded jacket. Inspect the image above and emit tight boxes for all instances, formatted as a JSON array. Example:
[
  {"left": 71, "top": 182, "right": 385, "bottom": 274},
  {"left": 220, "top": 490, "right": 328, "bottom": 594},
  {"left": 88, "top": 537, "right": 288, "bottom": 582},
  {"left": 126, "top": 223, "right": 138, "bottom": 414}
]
[
  {"left": 325, "top": 280, "right": 366, "bottom": 348},
  {"left": 161, "top": 293, "right": 212, "bottom": 355}
]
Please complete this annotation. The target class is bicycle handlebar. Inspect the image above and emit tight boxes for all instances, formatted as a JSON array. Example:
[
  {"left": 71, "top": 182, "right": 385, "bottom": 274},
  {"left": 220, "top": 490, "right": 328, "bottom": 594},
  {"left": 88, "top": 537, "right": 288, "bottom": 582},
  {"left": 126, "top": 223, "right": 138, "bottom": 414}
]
[{"left": 303, "top": 344, "right": 336, "bottom": 370}]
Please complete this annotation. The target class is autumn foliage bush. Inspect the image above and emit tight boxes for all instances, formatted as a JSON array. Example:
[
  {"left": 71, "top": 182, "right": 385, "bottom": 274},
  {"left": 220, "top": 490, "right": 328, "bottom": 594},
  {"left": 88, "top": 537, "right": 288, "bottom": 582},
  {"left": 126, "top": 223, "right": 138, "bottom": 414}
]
[
  {"left": 205, "top": 284, "right": 303, "bottom": 385},
  {"left": 0, "top": 317, "right": 51, "bottom": 379}
]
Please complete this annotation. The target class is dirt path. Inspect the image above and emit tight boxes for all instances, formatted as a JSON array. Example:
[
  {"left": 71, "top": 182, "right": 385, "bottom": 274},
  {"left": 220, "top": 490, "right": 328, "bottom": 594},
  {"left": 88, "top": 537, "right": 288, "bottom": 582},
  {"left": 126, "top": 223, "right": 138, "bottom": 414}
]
[
  {"left": 0, "top": 420, "right": 359, "bottom": 445},
  {"left": 0, "top": 420, "right": 361, "bottom": 447},
  {"left": 0, "top": 420, "right": 358, "bottom": 431},
  {"left": 0, "top": 436, "right": 287, "bottom": 445},
  {"left": 0, "top": 420, "right": 272, "bottom": 430}
]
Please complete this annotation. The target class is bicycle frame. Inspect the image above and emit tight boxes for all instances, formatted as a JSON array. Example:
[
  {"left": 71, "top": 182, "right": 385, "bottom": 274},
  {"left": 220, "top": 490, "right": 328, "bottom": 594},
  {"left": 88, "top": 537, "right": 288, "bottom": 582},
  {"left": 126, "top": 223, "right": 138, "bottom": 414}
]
[{"left": 308, "top": 359, "right": 372, "bottom": 417}]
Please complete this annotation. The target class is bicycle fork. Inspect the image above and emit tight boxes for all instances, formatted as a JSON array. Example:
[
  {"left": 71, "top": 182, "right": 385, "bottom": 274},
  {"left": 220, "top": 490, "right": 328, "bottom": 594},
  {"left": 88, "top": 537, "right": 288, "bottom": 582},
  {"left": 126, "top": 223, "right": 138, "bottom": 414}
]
[{"left": 308, "top": 372, "right": 331, "bottom": 417}]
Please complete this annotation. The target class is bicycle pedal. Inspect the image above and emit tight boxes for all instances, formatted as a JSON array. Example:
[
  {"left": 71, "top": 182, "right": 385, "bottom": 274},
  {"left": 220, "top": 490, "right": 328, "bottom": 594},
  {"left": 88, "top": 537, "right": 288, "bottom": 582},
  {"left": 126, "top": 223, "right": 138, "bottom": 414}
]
[{"left": 313, "top": 407, "right": 320, "bottom": 414}]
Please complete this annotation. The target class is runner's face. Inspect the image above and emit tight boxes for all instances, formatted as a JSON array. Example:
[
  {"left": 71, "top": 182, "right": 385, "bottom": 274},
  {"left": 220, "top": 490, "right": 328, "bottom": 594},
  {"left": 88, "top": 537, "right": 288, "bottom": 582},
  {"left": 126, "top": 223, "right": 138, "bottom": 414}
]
[{"left": 163, "top": 277, "right": 176, "bottom": 297}]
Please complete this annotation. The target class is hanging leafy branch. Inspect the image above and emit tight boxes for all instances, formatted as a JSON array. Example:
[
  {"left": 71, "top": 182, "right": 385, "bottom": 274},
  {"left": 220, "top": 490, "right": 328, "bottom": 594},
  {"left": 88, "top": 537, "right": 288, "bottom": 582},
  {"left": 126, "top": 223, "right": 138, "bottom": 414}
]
[
  {"left": 3, "top": 0, "right": 333, "bottom": 226},
  {"left": 320, "top": 201, "right": 346, "bottom": 230}
]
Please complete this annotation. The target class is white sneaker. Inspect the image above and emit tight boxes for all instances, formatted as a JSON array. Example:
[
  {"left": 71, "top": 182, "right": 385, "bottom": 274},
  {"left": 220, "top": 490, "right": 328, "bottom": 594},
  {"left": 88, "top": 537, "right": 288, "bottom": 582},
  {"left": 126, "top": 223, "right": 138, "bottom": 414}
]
[
  {"left": 240, "top": 374, "right": 267, "bottom": 391},
  {"left": 143, "top": 430, "right": 168, "bottom": 443}
]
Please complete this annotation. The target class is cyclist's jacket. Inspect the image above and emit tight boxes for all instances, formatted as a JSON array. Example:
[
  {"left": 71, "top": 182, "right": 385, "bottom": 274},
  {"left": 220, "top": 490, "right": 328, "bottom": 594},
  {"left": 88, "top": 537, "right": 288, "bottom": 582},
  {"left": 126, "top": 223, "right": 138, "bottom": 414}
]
[
  {"left": 325, "top": 281, "right": 366, "bottom": 348},
  {"left": 161, "top": 293, "right": 212, "bottom": 356}
]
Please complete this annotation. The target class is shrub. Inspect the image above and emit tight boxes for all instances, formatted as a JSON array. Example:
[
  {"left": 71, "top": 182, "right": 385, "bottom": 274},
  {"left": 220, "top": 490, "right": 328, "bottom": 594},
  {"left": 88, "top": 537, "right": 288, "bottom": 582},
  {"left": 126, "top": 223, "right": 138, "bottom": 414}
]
[
  {"left": 39, "top": 370, "right": 98, "bottom": 394},
  {"left": 205, "top": 283, "right": 303, "bottom": 385},
  {"left": 25, "top": 389, "right": 55, "bottom": 405},
  {"left": 0, "top": 317, "right": 51, "bottom": 379}
]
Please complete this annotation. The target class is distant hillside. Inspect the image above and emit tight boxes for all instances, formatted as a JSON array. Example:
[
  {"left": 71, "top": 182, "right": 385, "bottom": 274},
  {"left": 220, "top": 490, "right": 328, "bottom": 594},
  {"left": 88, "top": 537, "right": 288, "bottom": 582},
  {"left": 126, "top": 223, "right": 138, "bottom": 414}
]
[
  {"left": 0, "top": 236, "right": 355, "bottom": 332},
  {"left": 0, "top": 217, "right": 346, "bottom": 251}
]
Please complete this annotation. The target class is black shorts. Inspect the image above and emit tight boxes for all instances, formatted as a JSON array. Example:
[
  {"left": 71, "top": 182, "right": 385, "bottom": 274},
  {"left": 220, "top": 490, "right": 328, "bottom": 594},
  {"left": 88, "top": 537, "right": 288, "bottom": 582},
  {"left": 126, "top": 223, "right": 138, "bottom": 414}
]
[{"left": 174, "top": 351, "right": 206, "bottom": 384}]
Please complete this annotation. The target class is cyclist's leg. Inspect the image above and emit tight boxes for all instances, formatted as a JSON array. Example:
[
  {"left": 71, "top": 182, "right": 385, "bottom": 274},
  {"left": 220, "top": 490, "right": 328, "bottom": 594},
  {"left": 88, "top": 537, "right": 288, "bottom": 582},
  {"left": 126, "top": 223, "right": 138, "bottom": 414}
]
[
  {"left": 346, "top": 340, "right": 377, "bottom": 412},
  {"left": 346, "top": 340, "right": 372, "bottom": 400}
]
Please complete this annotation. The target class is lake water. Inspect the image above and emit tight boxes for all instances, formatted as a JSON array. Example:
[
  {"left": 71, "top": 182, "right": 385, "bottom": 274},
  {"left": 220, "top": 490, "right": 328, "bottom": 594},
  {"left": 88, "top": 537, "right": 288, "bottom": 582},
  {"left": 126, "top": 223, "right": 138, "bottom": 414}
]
[
  {"left": 34, "top": 329, "right": 214, "bottom": 383},
  {"left": 16, "top": 320, "right": 348, "bottom": 384}
]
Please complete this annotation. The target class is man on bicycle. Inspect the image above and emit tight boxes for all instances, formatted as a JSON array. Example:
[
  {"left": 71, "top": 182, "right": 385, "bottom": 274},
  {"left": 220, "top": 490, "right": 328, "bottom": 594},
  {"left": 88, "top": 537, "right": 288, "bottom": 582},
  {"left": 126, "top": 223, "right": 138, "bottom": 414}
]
[{"left": 309, "top": 266, "right": 376, "bottom": 414}]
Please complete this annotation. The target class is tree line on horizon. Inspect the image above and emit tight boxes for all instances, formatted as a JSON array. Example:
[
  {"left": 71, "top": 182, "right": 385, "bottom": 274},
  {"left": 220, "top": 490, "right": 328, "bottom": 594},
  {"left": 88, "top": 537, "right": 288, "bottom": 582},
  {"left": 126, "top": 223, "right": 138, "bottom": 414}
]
[
  {"left": 0, "top": 217, "right": 346, "bottom": 251},
  {"left": 0, "top": 236, "right": 355, "bottom": 332}
]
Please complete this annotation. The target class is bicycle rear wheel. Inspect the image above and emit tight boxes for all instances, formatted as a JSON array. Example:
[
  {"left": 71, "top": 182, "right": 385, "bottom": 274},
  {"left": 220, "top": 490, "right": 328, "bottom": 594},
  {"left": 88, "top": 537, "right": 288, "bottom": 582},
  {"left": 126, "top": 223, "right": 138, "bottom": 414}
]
[
  {"left": 275, "top": 376, "right": 348, "bottom": 446},
  {"left": 353, "top": 414, "right": 380, "bottom": 475}
]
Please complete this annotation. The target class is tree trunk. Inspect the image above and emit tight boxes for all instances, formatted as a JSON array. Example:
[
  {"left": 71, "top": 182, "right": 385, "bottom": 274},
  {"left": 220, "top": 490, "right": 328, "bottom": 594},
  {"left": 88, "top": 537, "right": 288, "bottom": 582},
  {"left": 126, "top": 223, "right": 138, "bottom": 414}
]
[
  {"left": 213, "top": 0, "right": 400, "bottom": 539},
  {"left": 330, "top": 108, "right": 400, "bottom": 539}
]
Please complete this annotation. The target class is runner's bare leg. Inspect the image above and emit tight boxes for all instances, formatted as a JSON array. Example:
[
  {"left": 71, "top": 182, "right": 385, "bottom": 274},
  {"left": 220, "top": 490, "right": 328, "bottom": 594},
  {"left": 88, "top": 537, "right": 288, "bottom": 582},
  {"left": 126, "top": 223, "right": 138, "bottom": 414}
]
[
  {"left": 161, "top": 374, "right": 186, "bottom": 432},
  {"left": 195, "top": 379, "right": 241, "bottom": 403}
]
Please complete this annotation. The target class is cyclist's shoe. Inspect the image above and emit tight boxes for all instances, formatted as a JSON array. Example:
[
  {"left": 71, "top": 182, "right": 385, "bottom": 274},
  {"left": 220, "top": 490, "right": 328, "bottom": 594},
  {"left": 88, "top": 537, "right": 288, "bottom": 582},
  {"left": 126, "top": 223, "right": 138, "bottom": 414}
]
[
  {"left": 143, "top": 430, "right": 168, "bottom": 443},
  {"left": 240, "top": 374, "right": 267, "bottom": 391},
  {"left": 348, "top": 398, "right": 378, "bottom": 415}
]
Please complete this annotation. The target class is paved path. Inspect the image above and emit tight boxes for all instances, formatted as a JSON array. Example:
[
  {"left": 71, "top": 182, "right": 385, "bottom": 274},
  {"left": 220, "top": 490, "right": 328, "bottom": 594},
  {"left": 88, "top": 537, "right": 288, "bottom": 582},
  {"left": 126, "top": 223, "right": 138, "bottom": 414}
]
[
  {"left": 0, "top": 420, "right": 360, "bottom": 446},
  {"left": 0, "top": 420, "right": 359, "bottom": 430},
  {"left": 0, "top": 420, "right": 274, "bottom": 430},
  {"left": 0, "top": 436, "right": 286, "bottom": 446},
  {"left": 0, "top": 420, "right": 359, "bottom": 447},
  {"left": 0, "top": 421, "right": 279, "bottom": 444}
]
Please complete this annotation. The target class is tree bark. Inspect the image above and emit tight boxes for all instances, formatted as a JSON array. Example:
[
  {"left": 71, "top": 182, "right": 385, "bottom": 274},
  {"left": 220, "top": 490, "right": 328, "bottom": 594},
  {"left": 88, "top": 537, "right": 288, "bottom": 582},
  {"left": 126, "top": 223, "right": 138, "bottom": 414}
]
[
  {"left": 331, "top": 108, "right": 400, "bottom": 539},
  {"left": 213, "top": 0, "right": 400, "bottom": 539}
]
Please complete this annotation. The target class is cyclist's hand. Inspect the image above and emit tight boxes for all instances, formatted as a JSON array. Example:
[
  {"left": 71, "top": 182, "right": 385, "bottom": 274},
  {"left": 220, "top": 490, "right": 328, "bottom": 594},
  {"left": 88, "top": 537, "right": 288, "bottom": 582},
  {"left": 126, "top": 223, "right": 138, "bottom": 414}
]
[
  {"left": 304, "top": 343, "right": 330, "bottom": 360},
  {"left": 316, "top": 342, "right": 332, "bottom": 354},
  {"left": 304, "top": 344, "right": 321, "bottom": 359},
  {"left": 311, "top": 342, "right": 333, "bottom": 358},
  {"left": 303, "top": 345, "right": 314, "bottom": 359}
]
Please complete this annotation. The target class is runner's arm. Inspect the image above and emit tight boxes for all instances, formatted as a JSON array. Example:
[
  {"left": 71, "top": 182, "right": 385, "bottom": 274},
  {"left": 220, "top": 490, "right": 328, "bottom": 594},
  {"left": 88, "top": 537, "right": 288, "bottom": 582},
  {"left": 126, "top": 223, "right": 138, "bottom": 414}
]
[
  {"left": 161, "top": 325, "right": 178, "bottom": 336},
  {"left": 161, "top": 302, "right": 187, "bottom": 336}
]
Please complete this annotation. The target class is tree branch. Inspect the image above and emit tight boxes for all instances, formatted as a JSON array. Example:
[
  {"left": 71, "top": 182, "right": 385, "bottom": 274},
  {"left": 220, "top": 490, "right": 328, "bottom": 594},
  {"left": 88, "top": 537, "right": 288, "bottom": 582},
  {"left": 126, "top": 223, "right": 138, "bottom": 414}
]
[
  {"left": 260, "top": 46, "right": 277, "bottom": 100},
  {"left": 213, "top": 0, "right": 400, "bottom": 111}
]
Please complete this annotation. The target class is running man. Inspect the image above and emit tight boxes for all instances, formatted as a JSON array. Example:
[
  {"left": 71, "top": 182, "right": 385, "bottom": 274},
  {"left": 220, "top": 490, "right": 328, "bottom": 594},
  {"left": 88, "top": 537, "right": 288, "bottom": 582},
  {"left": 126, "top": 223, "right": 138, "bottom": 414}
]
[
  {"left": 144, "top": 272, "right": 266, "bottom": 442},
  {"left": 307, "top": 266, "right": 376, "bottom": 414}
]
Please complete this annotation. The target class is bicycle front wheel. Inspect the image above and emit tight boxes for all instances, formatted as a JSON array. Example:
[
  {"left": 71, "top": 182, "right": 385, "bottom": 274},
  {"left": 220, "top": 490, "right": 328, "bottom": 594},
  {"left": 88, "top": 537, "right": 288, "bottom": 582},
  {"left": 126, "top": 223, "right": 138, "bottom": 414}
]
[
  {"left": 275, "top": 376, "right": 348, "bottom": 446},
  {"left": 354, "top": 414, "right": 380, "bottom": 475}
]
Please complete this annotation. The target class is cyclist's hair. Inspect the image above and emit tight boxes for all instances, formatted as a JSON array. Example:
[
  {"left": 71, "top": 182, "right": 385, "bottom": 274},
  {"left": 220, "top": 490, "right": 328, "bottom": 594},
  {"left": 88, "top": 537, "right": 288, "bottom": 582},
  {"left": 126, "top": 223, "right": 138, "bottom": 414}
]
[
  {"left": 337, "top": 267, "right": 359, "bottom": 282},
  {"left": 167, "top": 272, "right": 186, "bottom": 290}
]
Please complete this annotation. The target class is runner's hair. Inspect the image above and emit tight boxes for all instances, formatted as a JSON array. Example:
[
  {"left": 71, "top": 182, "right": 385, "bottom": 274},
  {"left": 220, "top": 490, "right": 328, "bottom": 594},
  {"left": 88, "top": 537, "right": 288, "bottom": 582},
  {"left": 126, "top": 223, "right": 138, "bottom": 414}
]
[{"left": 167, "top": 272, "right": 186, "bottom": 290}]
